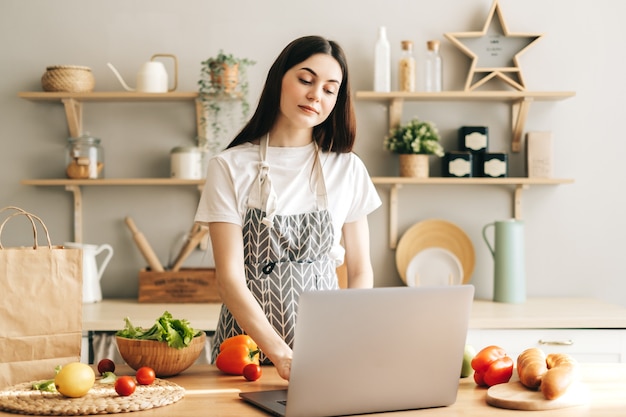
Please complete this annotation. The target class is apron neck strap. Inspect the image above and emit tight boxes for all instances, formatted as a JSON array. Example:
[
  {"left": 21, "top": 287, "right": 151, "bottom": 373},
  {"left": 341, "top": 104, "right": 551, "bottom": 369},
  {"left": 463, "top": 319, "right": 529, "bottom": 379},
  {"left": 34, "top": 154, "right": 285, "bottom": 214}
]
[{"left": 251, "top": 134, "right": 328, "bottom": 227}]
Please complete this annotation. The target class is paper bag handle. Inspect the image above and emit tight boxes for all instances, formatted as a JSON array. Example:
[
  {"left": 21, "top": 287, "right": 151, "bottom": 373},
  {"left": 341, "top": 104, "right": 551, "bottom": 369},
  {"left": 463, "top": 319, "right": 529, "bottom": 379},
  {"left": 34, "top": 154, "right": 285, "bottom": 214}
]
[{"left": 0, "top": 206, "right": 53, "bottom": 249}]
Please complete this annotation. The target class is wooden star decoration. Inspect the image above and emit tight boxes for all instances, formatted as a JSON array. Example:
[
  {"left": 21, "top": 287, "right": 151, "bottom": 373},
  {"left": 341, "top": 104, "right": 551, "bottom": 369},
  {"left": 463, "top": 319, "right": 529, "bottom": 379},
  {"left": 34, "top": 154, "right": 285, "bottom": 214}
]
[{"left": 444, "top": 0, "right": 543, "bottom": 91}]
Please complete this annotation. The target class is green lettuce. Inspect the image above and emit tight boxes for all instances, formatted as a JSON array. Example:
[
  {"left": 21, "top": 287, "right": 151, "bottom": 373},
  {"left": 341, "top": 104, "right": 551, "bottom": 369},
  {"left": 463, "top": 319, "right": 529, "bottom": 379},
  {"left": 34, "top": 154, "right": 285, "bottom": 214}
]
[{"left": 116, "top": 311, "right": 201, "bottom": 349}]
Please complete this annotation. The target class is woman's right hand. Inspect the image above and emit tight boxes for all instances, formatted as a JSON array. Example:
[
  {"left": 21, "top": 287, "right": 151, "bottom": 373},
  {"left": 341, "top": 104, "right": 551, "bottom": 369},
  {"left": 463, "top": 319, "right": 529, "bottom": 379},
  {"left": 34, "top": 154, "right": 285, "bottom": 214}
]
[{"left": 272, "top": 354, "right": 292, "bottom": 381}]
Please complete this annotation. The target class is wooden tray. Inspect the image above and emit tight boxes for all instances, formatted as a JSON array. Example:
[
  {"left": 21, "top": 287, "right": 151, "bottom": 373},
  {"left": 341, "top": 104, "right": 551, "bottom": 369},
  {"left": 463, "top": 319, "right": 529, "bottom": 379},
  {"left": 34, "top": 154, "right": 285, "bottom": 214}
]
[
  {"left": 0, "top": 378, "right": 184, "bottom": 415},
  {"left": 486, "top": 380, "right": 589, "bottom": 411}
]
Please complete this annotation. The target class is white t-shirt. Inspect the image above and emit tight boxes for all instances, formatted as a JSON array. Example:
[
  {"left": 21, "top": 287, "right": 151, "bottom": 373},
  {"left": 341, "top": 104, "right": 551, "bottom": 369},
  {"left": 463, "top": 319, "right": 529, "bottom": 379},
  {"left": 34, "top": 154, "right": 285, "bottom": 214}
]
[{"left": 195, "top": 141, "right": 382, "bottom": 264}]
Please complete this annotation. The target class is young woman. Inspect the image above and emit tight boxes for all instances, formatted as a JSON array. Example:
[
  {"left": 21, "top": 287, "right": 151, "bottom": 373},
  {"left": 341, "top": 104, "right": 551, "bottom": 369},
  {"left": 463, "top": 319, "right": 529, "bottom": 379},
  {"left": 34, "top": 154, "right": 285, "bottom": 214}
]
[{"left": 195, "top": 35, "right": 381, "bottom": 380}]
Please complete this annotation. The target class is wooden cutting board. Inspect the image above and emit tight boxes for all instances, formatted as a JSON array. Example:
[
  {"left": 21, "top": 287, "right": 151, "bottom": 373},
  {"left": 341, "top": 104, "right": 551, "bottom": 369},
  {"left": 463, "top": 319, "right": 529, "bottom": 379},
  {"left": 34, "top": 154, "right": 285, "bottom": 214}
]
[{"left": 486, "top": 380, "right": 590, "bottom": 411}]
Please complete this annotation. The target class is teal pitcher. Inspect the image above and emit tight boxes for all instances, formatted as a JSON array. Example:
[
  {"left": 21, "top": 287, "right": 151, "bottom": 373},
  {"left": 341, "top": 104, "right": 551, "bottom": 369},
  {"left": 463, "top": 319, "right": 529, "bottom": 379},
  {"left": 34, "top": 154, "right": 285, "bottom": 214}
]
[{"left": 482, "top": 219, "right": 526, "bottom": 303}]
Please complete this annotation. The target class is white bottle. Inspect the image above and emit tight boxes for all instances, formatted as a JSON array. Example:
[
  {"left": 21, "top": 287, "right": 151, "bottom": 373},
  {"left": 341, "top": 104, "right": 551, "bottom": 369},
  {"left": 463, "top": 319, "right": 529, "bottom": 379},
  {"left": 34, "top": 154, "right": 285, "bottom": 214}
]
[
  {"left": 425, "top": 40, "right": 443, "bottom": 92},
  {"left": 374, "top": 26, "right": 391, "bottom": 92}
]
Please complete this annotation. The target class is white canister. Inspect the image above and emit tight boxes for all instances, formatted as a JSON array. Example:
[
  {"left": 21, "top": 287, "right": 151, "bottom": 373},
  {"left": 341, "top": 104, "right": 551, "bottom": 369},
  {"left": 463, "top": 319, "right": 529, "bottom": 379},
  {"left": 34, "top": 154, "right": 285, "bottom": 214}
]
[{"left": 170, "top": 146, "right": 206, "bottom": 179}]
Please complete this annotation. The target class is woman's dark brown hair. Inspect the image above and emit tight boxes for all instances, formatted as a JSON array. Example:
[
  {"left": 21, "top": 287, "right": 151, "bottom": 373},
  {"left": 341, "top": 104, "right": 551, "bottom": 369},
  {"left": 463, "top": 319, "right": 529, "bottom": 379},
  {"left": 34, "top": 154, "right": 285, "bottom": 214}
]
[{"left": 227, "top": 35, "right": 356, "bottom": 153}]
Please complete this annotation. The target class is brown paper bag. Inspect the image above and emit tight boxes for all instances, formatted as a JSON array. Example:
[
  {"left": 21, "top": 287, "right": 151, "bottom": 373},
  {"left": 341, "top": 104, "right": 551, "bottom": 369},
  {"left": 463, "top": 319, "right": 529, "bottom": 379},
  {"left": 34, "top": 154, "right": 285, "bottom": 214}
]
[{"left": 0, "top": 206, "right": 82, "bottom": 388}]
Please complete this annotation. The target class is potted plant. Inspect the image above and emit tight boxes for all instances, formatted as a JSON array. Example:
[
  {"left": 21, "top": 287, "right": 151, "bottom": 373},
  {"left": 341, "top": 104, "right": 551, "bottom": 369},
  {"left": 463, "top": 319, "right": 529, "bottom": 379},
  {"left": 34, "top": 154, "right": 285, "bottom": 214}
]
[
  {"left": 383, "top": 117, "right": 444, "bottom": 177},
  {"left": 197, "top": 50, "right": 256, "bottom": 154}
]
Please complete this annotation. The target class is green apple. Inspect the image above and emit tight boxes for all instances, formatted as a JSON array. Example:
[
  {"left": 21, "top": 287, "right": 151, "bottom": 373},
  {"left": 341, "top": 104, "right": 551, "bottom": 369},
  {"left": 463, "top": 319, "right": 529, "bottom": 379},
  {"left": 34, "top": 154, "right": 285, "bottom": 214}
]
[{"left": 460, "top": 344, "right": 476, "bottom": 378}]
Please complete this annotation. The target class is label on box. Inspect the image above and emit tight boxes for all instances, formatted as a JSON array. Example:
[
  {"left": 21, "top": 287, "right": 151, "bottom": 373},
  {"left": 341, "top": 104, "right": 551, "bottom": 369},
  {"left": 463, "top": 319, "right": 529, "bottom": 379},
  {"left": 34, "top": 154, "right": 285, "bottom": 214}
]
[
  {"left": 484, "top": 158, "right": 507, "bottom": 177},
  {"left": 465, "top": 132, "right": 488, "bottom": 151},
  {"left": 449, "top": 158, "right": 471, "bottom": 176}
]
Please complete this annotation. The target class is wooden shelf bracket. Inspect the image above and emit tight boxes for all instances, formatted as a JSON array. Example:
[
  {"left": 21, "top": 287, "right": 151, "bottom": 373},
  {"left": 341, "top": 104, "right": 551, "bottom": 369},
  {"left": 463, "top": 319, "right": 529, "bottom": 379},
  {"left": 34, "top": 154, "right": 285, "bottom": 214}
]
[
  {"left": 64, "top": 184, "right": 83, "bottom": 243},
  {"left": 388, "top": 184, "right": 401, "bottom": 249},
  {"left": 513, "top": 184, "right": 529, "bottom": 220},
  {"left": 511, "top": 97, "right": 533, "bottom": 153},
  {"left": 61, "top": 98, "right": 83, "bottom": 138}
]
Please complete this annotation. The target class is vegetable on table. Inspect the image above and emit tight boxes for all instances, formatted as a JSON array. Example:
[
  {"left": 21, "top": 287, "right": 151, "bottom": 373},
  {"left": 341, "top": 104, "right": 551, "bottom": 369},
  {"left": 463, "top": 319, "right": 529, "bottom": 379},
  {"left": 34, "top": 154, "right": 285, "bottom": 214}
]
[
  {"left": 116, "top": 311, "right": 201, "bottom": 349},
  {"left": 243, "top": 363, "right": 262, "bottom": 381},
  {"left": 216, "top": 335, "right": 260, "bottom": 375},
  {"left": 471, "top": 345, "right": 514, "bottom": 387}
]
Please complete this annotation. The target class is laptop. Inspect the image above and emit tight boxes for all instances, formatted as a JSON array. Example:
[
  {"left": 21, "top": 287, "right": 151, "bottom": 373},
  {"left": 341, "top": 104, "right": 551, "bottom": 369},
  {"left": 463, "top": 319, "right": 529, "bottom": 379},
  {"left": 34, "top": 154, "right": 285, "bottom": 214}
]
[{"left": 240, "top": 285, "right": 474, "bottom": 417}]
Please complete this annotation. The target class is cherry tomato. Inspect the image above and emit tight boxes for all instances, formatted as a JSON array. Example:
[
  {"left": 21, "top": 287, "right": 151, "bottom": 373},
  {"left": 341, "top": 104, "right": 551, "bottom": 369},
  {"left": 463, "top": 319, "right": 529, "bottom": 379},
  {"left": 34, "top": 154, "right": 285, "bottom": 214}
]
[
  {"left": 97, "top": 358, "right": 115, "bottom": 375},
  {"left": 243, "top": 363, "right": 262, "bottom": 381},
  {"left": 135, "top": 366, "right": 156, "bottom": 385},
  {"left": 115, "top": 376, "right": 136, "bottom": 396}
]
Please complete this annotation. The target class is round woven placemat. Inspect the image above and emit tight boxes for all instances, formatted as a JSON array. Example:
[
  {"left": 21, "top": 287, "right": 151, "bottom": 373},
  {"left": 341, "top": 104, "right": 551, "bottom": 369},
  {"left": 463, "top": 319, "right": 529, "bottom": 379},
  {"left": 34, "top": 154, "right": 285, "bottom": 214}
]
[{"left": 0, "top": 378, "right": 184, "bottom": 415}]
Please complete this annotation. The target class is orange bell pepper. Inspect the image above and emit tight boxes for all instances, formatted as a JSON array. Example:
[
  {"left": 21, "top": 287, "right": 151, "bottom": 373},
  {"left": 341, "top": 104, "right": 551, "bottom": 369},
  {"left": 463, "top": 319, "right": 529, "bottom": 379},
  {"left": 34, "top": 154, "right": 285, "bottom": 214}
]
[
  {"left": 216, "top": 335, "right": 260, "bottom": 375},
  {"left": 470, "top": 345, "right": 514, "bottom": 387}
]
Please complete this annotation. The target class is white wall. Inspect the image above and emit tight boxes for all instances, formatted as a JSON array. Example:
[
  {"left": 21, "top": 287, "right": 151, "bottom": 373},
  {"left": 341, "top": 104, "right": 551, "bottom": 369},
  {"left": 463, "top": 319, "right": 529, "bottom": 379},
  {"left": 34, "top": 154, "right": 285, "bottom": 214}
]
[{"left": 1, "top": 0, "right": 624, "bottom": 306}]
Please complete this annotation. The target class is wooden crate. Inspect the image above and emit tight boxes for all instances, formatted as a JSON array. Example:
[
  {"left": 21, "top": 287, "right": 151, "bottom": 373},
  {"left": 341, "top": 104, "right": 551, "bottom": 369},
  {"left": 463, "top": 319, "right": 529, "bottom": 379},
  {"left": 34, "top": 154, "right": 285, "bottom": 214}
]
[{"left": 138, "top": 268, "right": 220, "bottom": 303}]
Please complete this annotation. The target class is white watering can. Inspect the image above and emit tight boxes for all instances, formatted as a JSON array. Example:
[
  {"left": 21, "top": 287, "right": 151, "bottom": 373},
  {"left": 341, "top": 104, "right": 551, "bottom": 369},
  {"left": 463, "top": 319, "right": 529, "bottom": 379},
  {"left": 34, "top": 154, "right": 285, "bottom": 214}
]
[
  {"left": 64, "top": 242, "right": 114, "bottom": 303},
  {"left": 107, "top": 54, "right": 178, "bottom": 93}
]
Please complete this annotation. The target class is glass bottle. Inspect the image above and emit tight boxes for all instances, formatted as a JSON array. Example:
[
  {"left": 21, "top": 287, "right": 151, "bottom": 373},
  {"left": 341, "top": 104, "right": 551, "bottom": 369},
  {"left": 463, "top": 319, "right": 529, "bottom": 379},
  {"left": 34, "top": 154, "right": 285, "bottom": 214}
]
[
  {"left": 425, "top": 40, "right": 443, "bottom": 92},
  {"left": 65, "top": 134, "right": 104, "bottom": 179},
  {"left": 374, "top": 26, "right": 391, "bottom": 92},
  {"left": 398, "top": 40, "right": 416, "bottom": 92}
]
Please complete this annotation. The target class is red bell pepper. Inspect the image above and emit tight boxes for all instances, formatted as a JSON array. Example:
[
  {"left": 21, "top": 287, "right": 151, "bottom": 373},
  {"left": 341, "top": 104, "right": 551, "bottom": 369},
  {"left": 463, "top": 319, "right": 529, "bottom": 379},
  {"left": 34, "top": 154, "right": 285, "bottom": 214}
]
[
  {"left": 470, "top": 345, "right": 514, "bottom": 387},
  {"left": 215, "top": 335, "right": 260, "bottom": 375}
]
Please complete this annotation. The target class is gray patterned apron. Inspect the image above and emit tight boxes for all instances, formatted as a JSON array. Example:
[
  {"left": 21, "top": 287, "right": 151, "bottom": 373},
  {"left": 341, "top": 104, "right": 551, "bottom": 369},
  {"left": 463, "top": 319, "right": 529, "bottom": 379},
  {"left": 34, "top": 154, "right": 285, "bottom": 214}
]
[{"left": 211, "top": 135, "right": 338, "bottom": 364}]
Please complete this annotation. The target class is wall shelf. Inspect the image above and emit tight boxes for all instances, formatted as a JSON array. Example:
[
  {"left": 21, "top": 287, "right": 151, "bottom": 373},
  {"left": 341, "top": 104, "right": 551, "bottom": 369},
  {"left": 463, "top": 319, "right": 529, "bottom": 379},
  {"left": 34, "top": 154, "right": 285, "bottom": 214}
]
[
  {"left": 355, "top": 90, "right": 575, "bottom": 152},
  {"left": 17, "top": 91, "right": 239, "bottom": 139},
  {"left": 20, "top": 178, "right": 205, "bottom": 243},
  {"left": 370, "top": 177, "right": 574, "bottom": 249}
]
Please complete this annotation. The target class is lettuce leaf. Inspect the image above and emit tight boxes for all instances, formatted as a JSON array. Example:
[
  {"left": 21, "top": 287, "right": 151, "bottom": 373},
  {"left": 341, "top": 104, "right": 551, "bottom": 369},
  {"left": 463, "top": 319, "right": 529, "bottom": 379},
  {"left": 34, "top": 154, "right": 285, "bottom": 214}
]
[{"left": 116, "top": 311, "right": 201, "bottom": 349}]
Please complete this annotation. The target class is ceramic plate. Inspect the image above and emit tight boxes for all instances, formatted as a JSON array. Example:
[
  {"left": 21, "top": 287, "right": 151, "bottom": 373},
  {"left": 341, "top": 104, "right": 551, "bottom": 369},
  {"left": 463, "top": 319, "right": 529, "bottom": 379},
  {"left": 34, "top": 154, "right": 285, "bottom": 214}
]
[
  {"left": 405, "top": 247, "right": 463, "bottom": 287},
  {"left": 396, "top": 219, "right": 475, "bottom": 285}
]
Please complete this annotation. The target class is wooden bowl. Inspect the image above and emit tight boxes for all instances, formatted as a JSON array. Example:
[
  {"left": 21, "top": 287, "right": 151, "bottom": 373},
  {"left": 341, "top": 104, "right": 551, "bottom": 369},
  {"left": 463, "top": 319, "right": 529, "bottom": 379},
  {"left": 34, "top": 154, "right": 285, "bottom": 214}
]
[{"left": 115, "top": 332, "right": 206, "bottom": 377}]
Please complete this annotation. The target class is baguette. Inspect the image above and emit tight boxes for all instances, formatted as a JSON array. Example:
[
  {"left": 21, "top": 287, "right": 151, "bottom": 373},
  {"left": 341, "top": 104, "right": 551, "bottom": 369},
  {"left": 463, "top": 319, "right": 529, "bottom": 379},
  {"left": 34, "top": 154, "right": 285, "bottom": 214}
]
[
  {"left": 517, "top": 347, "right": 548, "bottom": 389},
  {"left": 540, "top": 353, "right": 579, "bottom": 400}
]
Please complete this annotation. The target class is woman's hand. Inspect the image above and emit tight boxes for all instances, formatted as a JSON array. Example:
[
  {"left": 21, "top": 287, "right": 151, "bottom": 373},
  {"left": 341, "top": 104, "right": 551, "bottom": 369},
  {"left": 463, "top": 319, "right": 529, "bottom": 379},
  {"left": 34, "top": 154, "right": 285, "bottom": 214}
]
[{"left": 272, "top": 355, "right": 292, "bottom": 381}]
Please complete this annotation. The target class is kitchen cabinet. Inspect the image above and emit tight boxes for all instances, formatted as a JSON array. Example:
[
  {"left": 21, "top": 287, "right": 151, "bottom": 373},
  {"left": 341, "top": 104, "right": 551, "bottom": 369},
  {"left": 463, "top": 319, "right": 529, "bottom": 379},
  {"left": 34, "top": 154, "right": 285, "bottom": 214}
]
[
  {"left": 467, "top": 298, "right": 626, "bottom": 364},
  {"left": 354, "top": 90, "right": 576, "bottom": 248},
  {"left": 466, "top": 329, "right": 626, "bottom": 363}
]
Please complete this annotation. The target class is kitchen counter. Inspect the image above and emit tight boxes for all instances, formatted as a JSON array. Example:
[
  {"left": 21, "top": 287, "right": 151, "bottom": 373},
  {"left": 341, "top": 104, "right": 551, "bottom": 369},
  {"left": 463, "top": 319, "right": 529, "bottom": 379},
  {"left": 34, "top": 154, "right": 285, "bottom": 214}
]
[
  {"left": 83, "top": 297, "right": 626, "bottom": 332},
  {"left": 82, "top": 300, "right": 222, "bottom": 331},
  {"left": 2, "top": 364, "right": 622, "bottom": 416}
]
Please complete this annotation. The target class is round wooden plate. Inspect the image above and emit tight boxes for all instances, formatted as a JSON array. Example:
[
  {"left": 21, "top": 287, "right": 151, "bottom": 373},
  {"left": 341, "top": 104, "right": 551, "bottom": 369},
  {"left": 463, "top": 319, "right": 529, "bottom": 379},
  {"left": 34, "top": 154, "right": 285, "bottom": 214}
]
[
  {"left": 486, "top": 381, "right": 589, "bottom": 411},
  {"left": 396, "top": 219, "right": 475, "bottom": 284}
]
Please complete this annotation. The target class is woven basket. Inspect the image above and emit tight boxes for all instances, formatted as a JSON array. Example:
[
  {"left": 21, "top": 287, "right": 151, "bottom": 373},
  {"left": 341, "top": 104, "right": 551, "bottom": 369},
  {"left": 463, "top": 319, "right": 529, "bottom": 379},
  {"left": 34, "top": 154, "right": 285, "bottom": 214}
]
[
  {"left": 116, "top": 332, "right": 206, "bottom": 377},
  {"left": 399, "top": 154, "right": 430, "bottom": 178},
  {"left": 41, "top": 65, "right": 95, "bottom": 92}
]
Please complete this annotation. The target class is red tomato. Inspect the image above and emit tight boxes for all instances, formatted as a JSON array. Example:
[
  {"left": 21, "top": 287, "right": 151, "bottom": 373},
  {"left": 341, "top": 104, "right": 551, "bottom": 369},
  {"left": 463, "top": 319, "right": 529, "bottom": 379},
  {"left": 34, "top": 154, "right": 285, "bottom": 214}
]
[
  {"left": 135, "top": 367, "right": 156, "bottom": 385},
  {"left": 243, "top": 363, "right": 262, "bottom": 381},
  {"left": 115, "top": 376, "right": 136, "bottom": 396},
  {"left": 97, "top": 358, "right": 115, "bottom": 375}
]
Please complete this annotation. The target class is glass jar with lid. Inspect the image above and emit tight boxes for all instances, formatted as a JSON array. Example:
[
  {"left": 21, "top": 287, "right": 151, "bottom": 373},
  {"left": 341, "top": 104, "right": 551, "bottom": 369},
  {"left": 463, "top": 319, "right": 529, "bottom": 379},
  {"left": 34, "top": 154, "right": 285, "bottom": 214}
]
[
  {"left": 65, "top": 134, "right": 104, "bottom": 179},
  {"left": 398, "top": 40, "right": 416, "bottom": 92}
]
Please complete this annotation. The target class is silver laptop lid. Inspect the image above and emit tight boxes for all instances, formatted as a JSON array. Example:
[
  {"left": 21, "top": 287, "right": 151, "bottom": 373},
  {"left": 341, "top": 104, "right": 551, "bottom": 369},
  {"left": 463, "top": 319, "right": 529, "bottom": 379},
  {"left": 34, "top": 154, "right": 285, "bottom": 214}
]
[{"left": 285, "top": 285, "right": 474, "bottom": 417}]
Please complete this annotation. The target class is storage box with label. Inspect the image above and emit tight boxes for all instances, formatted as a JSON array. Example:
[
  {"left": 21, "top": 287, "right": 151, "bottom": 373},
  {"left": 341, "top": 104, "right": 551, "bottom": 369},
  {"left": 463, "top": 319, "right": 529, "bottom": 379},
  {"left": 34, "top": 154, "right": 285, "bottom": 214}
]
[
  {"left": 443, "top": 152, "right": 473, "bottom": 177},
  {"left": 138, "top": 268, "right": 220, "bottom": 303},
  {"left": 482, "top": 153, "right": 508, "bottom": 178},
  {"left": 526, "top": 131, "right": 553, "bottom": 178}
]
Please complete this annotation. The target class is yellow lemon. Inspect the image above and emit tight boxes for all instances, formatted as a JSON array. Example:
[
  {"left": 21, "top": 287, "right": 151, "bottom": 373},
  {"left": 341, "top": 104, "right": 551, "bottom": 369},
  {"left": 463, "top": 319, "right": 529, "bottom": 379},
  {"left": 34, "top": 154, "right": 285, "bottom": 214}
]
[{"left": 54, "top": 362, "right": 95, "bottom": 398}]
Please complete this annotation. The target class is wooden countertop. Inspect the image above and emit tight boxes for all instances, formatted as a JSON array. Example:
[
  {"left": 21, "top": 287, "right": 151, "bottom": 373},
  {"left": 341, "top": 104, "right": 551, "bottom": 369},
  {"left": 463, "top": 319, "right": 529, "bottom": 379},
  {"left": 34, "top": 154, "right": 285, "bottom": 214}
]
[
  {"left": 82, "top": 300, "right": 221, "bottom": 331},
  {"left": 82, "top": 297, "right": 626, "bottom": 332},
  {"left": 3, "top": 364, "right": 621, "bottom": 416}
]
